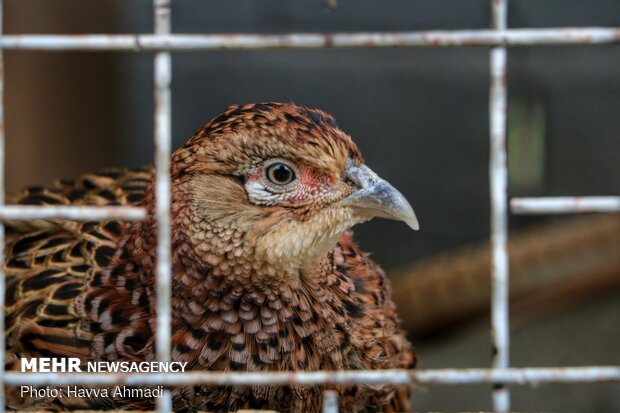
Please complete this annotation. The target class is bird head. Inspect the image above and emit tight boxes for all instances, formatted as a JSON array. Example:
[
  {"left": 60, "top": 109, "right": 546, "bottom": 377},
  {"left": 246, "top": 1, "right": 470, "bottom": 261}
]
[{"left": 170, "top": 103, "right": 418, "bottom": 276}]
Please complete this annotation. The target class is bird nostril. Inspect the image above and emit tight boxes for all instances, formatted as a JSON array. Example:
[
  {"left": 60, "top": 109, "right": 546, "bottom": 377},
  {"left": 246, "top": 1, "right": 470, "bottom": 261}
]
[{"left": 344, "top": 176, "right": 359, "bottom": 189}]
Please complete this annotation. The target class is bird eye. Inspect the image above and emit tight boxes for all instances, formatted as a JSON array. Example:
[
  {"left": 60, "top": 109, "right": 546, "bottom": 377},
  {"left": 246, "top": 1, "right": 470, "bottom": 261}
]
[{"left": 266, "top": 163, "right": 296, "bottom": 186}]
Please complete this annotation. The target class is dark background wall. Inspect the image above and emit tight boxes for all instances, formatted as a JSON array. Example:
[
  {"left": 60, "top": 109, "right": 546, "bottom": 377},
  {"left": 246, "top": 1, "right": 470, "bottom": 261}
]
[{"left": 5, "top": 1, "right": 620, "bottom": 411}]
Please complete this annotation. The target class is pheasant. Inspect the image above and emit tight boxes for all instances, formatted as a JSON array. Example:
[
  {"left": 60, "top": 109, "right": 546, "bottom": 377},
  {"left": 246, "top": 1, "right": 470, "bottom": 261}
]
[{"left": 5, "top": 103, "right": 418, "bottom": 412}]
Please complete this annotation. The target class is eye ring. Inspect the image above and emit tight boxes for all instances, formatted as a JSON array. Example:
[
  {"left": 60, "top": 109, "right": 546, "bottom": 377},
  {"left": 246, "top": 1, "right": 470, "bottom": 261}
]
[{"left": 265, "top": 162, "right": 296, "bottom": 186}]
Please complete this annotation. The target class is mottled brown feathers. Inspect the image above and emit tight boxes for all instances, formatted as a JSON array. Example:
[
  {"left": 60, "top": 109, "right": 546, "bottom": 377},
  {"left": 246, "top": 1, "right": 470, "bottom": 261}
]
[
  {"left": 4, "top": 103, "right": 414, "bottom": 412},
  {"left": 174, "top": 103, "right": 363, "bottom": 177}
]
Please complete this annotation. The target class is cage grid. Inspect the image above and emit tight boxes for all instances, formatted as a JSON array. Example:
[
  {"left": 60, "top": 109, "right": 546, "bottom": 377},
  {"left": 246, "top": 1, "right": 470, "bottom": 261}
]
[{"left": 1, "top": 1, "right": 620, "bottom": 412}]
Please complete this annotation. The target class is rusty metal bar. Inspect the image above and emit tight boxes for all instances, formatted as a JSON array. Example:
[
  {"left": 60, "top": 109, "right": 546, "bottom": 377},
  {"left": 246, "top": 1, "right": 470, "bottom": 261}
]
[
  {"left": 4, "top": 367, "right": 620, "bottom": 386},
  {"left": 1, "top": 28, "right": 620, "bottom": 51},
  {"left": 0, "top": 0, "right": 6, "bottom": 410},
  {"left": 322, "top": 390, "right": 339, "bottom": 413},
  {"left": 489, "top": 0, "right": 510, "bottom": 412},
  {"left": 0, "top": 205, "right": 146, "bottom": 221},
  {"left": 153, "top": 0, "right": 173, "bottom": 412},
  {"left": 511, "top": 197, "right": 620, "bottom": 214}
]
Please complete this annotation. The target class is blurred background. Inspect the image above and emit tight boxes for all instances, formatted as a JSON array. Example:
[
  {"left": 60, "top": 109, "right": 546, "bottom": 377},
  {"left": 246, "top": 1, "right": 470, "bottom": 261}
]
[{"left": 4, "top": 1, "right": 620, "bottom": 411}]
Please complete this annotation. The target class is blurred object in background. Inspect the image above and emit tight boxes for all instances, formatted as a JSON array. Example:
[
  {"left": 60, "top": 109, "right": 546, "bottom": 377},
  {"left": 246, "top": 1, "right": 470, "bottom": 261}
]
[
  {"left": 392, "top": 214, "right": 620, "bottom": 337},
  {"left": 4, "top": 1, "right": 131, "bottom": 193}
]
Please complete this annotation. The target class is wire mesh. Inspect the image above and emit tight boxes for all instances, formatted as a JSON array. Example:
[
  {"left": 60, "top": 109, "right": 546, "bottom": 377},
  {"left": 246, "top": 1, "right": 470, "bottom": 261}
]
[{"left": 0, "top": 1, "right": 619, "bottom": 412}]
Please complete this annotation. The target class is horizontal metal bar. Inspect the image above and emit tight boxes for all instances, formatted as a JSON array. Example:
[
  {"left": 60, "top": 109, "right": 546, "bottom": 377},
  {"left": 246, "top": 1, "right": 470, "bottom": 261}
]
[
  {"left": 511, "top": 197, "right": 620, "bottom": 214},
  {"left": 5, "top": 367, "right": 620, "bottom": 387},
  {"left": 0, "top": 205, "right": 147, "bottom": 221},
  {"left": 1, "top": 28, "right": 620, "bottom": 51}
]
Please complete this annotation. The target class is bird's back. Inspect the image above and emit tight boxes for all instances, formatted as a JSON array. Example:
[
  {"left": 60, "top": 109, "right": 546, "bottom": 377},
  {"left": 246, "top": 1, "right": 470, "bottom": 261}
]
[{"left": 4, "top": 167, "right": 151, "bottom": 409}]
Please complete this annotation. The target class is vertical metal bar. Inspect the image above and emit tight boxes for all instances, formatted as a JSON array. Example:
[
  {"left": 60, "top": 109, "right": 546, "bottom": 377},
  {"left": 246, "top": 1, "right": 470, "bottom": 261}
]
[
  {"left": 322, "top": 390, "right": 339, "bottom": 413},
  {"left": 154, "top": 0, "right": 172, "bottom": 412},
  {"left": 489, "top": 0, "right": 510, "bottom": 412},
  {"left": 0, "top": 0, "right": 5, "bottom": 410}
]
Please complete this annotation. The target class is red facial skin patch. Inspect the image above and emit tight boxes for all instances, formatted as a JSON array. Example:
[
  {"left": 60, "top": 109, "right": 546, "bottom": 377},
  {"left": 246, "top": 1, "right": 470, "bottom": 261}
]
[{"left": 246, "top": 163, "right": 336, "bottom": 204}]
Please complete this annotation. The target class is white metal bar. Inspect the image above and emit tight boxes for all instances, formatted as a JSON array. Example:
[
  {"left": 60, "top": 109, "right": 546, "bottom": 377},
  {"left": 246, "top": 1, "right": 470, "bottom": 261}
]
[
  {"left": 0, "top": 0, "right": 6, "bottom": 411},
  {"left": 0, "top": 205, "right": 146, "bottom": 221},
  {"left": 5, "top": 367, "right": 620, "bottom": 386},
  {"left": 153, "top": 0, "right": 172, "bottom": 364},
  {"left": 322, "top": 390, "right": 339, "bottom": 413},
  {"left": 153, "top": 0, "right": 172, "bottom": 412},
  {"left": 511, "top": 196, "right": 620, "bottom": 214},
  {"left": 490, "top": 0, "right": 510, "bottom": 411},
  {"left": 0, "top": 28, "right": 619, "bottom": 51}
]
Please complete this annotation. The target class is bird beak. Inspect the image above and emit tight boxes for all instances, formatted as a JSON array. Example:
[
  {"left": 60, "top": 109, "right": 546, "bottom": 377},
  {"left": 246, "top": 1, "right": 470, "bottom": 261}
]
[{"left": 339, "top": 162, "right": 419, "bottom": 230}]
